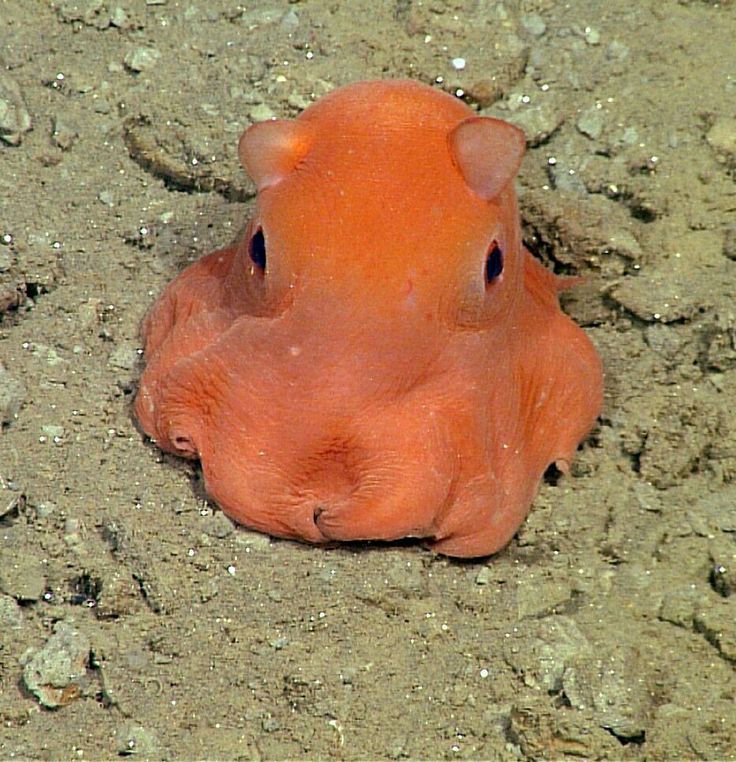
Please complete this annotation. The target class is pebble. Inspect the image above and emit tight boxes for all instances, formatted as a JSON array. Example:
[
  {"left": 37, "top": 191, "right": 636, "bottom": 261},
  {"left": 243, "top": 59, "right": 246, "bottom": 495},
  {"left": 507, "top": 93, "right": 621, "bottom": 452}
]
[
  {"left": 645, "top": 323, "right": 681, "bottom": 358},
  {"left": 709, "top": 538, "right": 735, "bottom": 598},
  {"left": 114, "top": 722, "right": 160, "bottom": 756},
  {"left": 287, "top": 93, "right": 310, "bottom": 111},
  {"left": 693, "top": 605, "right": 736, "bottom": 663},
  {"left": 0, "top": 542, "right": 45, "bottom": 602},
  {"left": 234, "top": 528, "right": 272, "bottom": 551},
  {"left": 502, "top": 616, "right": 590, "bottom": 693},
  {"left": 584, "top": 26, "right": 601, "bottom": 45},
  {"left": 562, "top": 646, "right": 649, "bottom": 739},
  {"left": 0, "top": 71, "right": 32, "bottom": 146},
  {"left": 501, "top": 99, "right": 564, "bottom": 147},
  {"left": 723, "top": 224, "right": 736, "bottom": 260},
  {"left": 385, "top": 557, "right": 425, "bottom": 595},
  {"left": 280, "top": 8, "right": 299, "bottom": 31},
  {"left": 464, "top": 79, "right": 504, "bottom": 108},
  {"left": 41, "top": 424, "right": 65, "bottom": 440},
  {"left": 98, "top": 190, "right": 115, "bottom": 206},
  {"left": 606, "top": 40, "right": 630, "bottom": 62},
  {"left": 706, "top": 116, "right": 736, "bottom": 166},
  {"left": 93, "top": 99, "right": 111, "bottom": 114},
  {"left": 238, "top": 7, "right": 284, "bottom": 26},
  {"left": 123, "top": 46, "right": 162, "bottom": 73},
  {"left": 545, "top": 157, "right": 588, "bottom": 195},
  {"left": 28, "top": 342, "right": 66, "bottom": 366},
  {"left": 21, "top": 621, "right": 90, "bottom": 708},
  {"left": 51, "top": 115, "right": 79, "bottom": 150},
  {"left": 262, "top": 717, "right": 280, "bottom": 733},
  {"left": 0, "top": 482, "right": 22, "bottom": 520},
  {"left": 521, "top": 13, "right": 546, "bottom": 37},
  {"left": 0, "top": 594, "right": 23, "bottom": 630},
  {"left": 248, "top": 103, "right": 277, "bottom": 122},
  {"left": 475, "top": 566, "right": 492, "bottom": 586},
  {"left": 576, "top": 105, "right": 605, "bottom": 140},
  {"left": 108, "top": 343, "right": 139, "bottom": 371},
  {"left": 110, "top": 6, "right": 130, "bottom": 28},
  {"left": 203, "top": 511, "right": 235, "bottom": 539},
  {"left": 269, "top": 635, "right": 289, "bottom": 650},
  {"left": 56, "top": 0, "right": 111, "bottom": 28},
  {"left": 96, "top": 573, "right": 143, "bottom": 618},
  {"left": 610, "top": 262, "right": 701, "bottom": 323},
  {"left": 0, "top": 362, "right": 26, "bottom": 426}
]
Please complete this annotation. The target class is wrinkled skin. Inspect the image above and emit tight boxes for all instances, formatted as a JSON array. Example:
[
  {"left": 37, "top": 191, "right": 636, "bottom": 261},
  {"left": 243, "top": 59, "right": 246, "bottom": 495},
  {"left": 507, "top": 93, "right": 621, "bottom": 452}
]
[{"left": 134, "top": 80, "right": 603, "bottom": 557}]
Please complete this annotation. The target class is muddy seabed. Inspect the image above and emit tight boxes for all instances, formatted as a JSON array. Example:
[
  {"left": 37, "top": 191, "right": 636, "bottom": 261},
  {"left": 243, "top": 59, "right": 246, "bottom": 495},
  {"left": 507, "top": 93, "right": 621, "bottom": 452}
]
[{"left": 1, "top": 1, "right": 735, "bottom": 759}]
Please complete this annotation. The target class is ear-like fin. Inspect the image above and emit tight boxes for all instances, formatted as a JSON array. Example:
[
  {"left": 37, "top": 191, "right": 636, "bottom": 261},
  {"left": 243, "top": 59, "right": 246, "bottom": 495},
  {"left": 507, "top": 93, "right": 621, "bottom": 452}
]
[
  {"left": 238, "top": 119, "right": 314, "bottom": 191},
  {"left": 449, "top": 117, "right": 526, "bottom": 200}
]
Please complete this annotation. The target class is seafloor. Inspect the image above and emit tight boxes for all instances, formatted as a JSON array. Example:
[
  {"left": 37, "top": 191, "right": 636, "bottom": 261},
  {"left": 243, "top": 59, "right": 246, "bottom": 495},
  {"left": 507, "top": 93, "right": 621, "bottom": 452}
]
[{"left": 1, "top": 1, "right": 735, "bottom": 759}]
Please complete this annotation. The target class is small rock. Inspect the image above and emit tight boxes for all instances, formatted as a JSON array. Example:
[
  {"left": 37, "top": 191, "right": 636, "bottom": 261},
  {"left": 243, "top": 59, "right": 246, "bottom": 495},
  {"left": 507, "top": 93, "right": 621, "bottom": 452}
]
[
  {"left": 0, "top": 543, "right": 46, "bottom": 602},
  {"left": 709, "top": 538, "right": 736, "bottom": 598},
  {"left": 203, "top": 511, "right": 235, "bottom": 539},
  {"left": 41, "top": 424, "right": 65, "bottom": 441},
  {"left": 521, "top": 13, "right": 546, "bottom": 37},
  {"left": 645, "top": 323, "right": 681, "bottom": 358},
  {"left": 693, "top": 603, "right": 736, "bottom": 663},
  {"left": 502, "top": 100, "right": 563, "bottom": 146},
  {"left": 98, "top": 190, "right": 115, "bottom": 206},
  {"left": 385, "top": 557, "right": 426, "bottom": 596},
  {"left": 29, "top": 342, "right": 66, "bottom": 366},
  {"left": 502, "top": 617, "right": 591, "bottom": 693},
  {"left": 108, "top": 343, "right": 139, "bottom": 371},
  {"left": 0, "top": 71, "right": 32, "bottom": 146},
  {"left": 577, "top": 106, "right": 605, "bottom": 140},
  {"left": 21, "top": 621, "right": 90, "bottom": 709},
  {"left": 706, "top": 116, "right": 736, "bottom": 166},
  {"left": 659, "top": 588, "right": 698, "bottom": 627},
  {"left": 115, "top": 722, "right": 159, "bottom": 756},
  {"left": 238, "top": 7, "right": 283, "bottom": 26},
  {"left": 248, "top": 103, "right": 277, "bottom": 122},
  {"left": 562, "top": 645, "right": 650, "bottom": 740},
  {"left": 93, "top": 98, "right": 111, "bottom": 114},
  {"left": 546, "top": 157, "right": 588, "bottom": 194},
  {"left": 724, "top": 224, "right": 736, "bottom": 260},
  {"left": 110, "top": 6, "right": 130, "bottom": 28},
  {"left": 56, "top": 0, "right": 110, "bottom": 28},
  {"left": 464, "top": 79, "right": 505, "bottom": 109},
  {"left": 261, "top": 716, "right": 280, "bottom": 733},
  {"left": 0, "top": 362, "right": 26, "bottom": 426},
  {"left": 605, "top": 229, "right": 643, "bottom": 260},
  {"left": 0, "top": 481, "right": 22, "bottom": 520},
  {"left": 123, "top": 47, "right": 162, "bottom": 73},
  {"left": 606, "top": 40, "right": 629, "bottom": 62},
  {"left": 0, "top": 594, "right": 23, "bottom": 630},
  {"left": 340, "top": 666, "right": 357, "bottom": 685},
  {"left": 51, "top": 116, "right": 79, "bottom": 151},
  {"left": 610, "top": 260, "right": 707, "bottom": 323},
  {"left": 234, "top": 527, "right": 272, "bottom": 551},
  {"left": 584, "top": 26, "right": 601, "bottom": 45},
  {"left": 475, "top": 566, "right": 492, "bottom": 586},
  {"left": 280, "top": 8, "right": 299, "bottom": 30}
]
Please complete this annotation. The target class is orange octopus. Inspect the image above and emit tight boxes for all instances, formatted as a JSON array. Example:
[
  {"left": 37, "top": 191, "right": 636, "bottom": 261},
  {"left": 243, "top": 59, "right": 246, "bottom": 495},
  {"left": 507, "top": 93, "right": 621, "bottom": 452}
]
[{"left": 134, "top": 80, "right": 603, "bottom": 557}]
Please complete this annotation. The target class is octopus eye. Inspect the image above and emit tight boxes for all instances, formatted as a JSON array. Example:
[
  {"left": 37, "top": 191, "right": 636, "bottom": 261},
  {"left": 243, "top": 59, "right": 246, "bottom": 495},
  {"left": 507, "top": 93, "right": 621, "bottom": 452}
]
[
  {"left": 249, "top": 227, "right": 267, "bottom": 270},
  {"left": 485, "top": 241, "right": 503, "bottom": 284}
]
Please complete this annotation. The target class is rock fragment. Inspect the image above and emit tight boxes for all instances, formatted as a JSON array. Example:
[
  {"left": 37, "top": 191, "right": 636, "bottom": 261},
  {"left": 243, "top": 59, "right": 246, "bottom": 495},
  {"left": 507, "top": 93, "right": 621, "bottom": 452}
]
[
  {"left": 0, "top": 71, "right": 32, "bottom": 145},
  {"left": 21, "top": 621, "right": 91, "bottom": 709}
]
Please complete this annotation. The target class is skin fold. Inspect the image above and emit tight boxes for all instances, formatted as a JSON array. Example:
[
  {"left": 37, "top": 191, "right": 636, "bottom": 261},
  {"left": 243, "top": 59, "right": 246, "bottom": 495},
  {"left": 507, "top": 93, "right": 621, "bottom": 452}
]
[{"left": 134, "top": 79, "right": 603, "bottom": 558}]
